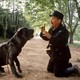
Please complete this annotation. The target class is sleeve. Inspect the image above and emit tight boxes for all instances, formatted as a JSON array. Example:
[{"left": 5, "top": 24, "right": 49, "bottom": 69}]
[
  {"left": 40, "top": 32, "right": 49, "bottom": 41},
  {"left": 49, "top": 28, "right": 69, "bottom": 48}
]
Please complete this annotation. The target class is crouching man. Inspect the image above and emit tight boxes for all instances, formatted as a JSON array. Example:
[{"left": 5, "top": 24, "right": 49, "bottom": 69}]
[{"left": 40, "top": 10, "right": 80, "bottom": 77}]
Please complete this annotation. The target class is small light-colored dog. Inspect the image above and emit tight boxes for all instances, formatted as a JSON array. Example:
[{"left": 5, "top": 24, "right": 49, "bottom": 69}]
[{"left": 0, "top": 27, "right": 34, "bottom": 78}]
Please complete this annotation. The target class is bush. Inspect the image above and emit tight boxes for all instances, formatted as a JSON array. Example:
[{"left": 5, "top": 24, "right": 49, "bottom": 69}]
[{"left": 6, "top": 26, "right": 15, "bottom": 38}]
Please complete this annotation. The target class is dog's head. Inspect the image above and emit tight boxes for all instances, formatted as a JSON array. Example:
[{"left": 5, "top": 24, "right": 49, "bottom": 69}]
[{"left": 17, "top": 27, "right": 34, "bottom": 40}]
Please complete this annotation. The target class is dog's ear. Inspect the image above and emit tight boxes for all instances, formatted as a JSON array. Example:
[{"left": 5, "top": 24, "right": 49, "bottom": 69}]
[{"left": 17, "top": 29, "right": 22, "bottom": 37}]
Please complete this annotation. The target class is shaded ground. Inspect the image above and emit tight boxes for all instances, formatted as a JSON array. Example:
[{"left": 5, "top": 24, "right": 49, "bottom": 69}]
[{"left": 0, "top": 38, "right": 80, "bottom": 80}]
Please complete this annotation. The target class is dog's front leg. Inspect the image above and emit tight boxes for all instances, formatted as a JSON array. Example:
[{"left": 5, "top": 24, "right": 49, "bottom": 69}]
[
  {"left": 8, "top": 58, "right": 22, "bottom": 78},
  {"left": 15, "top": 58, "right": 22, "bottom": 73}
]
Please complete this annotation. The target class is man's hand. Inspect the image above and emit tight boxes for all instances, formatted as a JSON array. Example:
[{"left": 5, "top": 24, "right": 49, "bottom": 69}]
[
  {"left": 42, "top": 31, "right": 51, "bottom": 39},
  {"left": 41, "top": 23, "right": 51, "bottom": 39}
]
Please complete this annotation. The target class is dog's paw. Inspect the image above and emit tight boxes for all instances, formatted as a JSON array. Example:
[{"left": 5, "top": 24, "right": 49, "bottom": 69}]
[
  {"left": 0, "top": 72, "right": 6, "bottom": 76},
  {"left": 15, "top": 73, "right": 22, "bottom": 78}
]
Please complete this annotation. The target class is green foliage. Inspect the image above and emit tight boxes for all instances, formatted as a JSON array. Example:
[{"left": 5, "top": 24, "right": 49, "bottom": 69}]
[
  {"left": 0, "top": 0, "right": 30, "bottom": 38},
  {"left": 0, "top": 0, "right": 80, "bottom": 42},
  {"left": 25, "top": 0, "right": 56, "bottom": 34},
  {"left": 25, "top": 0, "right": 80, "bottom": 44}
]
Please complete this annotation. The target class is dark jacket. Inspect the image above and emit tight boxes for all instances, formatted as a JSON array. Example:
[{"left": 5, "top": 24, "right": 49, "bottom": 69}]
[{"left": 40, "top": 24, "right": 71, "bottom": 60}]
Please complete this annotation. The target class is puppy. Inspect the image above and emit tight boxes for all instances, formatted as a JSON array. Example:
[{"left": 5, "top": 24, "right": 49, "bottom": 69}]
[{"left": 0, "top": 27, "right": 34, "bottom": 78}]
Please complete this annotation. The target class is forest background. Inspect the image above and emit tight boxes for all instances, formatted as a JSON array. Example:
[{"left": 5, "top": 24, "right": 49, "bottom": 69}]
[{"left": 0, "top": 0, "right": 80, "bottom": 45}]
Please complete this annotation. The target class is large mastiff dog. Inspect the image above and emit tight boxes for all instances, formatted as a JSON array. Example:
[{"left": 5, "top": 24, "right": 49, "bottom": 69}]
[{"left": 0, "top": 27, "right": 34, "bottom": 78}]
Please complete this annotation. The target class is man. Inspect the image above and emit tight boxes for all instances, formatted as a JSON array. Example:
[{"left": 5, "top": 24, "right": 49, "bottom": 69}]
[{"left": 40, "top": 10, "right": 80, "bottom": 77}]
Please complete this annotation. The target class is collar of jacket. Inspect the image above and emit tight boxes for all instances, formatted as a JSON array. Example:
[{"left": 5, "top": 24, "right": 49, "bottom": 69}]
[{"left": 52, "top": 23, "right": 63, "bottom": 34}]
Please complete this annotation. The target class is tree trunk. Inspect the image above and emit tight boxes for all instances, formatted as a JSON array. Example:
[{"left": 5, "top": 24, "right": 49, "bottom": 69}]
[
  {"left": 3, "top": 24, "right": 7, "bottom": 39},
  {"left": 69, "top": 32, "right": 73, "bottom": 44},
  {"left": 74, "top": 0, "right": 80, "bottom": 20}
]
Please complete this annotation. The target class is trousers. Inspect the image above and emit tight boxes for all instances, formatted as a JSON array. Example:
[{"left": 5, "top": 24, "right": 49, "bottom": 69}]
[{"left": 47, "top": 58, "right": 73, "bottom": 77}]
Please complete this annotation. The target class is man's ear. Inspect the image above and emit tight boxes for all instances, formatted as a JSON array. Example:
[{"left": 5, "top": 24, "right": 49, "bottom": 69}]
[{"left": 58, "top": 19, "right": 61, "bottom": 23}]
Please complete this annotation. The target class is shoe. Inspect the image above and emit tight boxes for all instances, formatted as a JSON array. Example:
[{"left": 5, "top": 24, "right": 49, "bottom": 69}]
[{"left": 73, "top": 65, "right": 80, "bottom": 76}]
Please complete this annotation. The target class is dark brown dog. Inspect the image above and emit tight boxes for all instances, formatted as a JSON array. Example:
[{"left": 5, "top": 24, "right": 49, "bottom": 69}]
[{"left": 0, "top": 27, "right": 34, "bottom": 78}]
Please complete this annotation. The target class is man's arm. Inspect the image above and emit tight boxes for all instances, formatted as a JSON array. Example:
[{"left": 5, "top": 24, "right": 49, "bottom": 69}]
[{"left": 49, "top": 28, "right": 69, "bottom": 47}]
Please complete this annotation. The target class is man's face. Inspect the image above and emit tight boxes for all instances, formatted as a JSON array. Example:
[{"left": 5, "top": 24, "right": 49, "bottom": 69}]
[{"left": 50, "top": 16, "right": 60, "bottom": 28}]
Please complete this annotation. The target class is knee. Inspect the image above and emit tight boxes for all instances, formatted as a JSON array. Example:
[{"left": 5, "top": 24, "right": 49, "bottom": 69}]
[
  {"left": 47, "top": 66, "right": 54, "bottom": 73},
  {"left": 54, "top": 71, "right": 68, "bottom": 77}
]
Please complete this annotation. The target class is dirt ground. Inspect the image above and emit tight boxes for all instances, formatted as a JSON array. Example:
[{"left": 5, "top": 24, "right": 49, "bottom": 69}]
[{"left": 0, "top": 38, "right": 80, "bottom": 80}]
